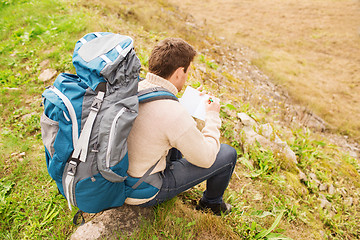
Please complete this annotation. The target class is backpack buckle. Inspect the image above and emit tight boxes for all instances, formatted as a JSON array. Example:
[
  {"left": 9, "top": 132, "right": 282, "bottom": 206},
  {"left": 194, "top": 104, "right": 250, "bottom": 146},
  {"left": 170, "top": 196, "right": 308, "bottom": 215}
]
[
  {"left": 90, "top": 91, "right": 105, "bottom": 112},
  {"left": 68, "top": 160, "right": 78, "bottom": 176},
  {"left": 91, "top": 99, "right": 102, "bottom": 112}
]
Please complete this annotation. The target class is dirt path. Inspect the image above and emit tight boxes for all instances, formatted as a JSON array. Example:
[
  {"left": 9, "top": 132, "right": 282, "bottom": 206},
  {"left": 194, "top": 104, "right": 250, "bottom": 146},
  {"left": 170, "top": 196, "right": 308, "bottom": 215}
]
[{"left": 168, "top": 0, "right": 360, "bottom": 140}]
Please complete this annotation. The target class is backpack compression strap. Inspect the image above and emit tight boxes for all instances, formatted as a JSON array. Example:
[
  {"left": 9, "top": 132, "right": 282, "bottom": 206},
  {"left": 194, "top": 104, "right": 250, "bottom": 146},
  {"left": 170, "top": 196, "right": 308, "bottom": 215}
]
[{"left": 138, "top": 87, "right": 178, "bottom": 103}]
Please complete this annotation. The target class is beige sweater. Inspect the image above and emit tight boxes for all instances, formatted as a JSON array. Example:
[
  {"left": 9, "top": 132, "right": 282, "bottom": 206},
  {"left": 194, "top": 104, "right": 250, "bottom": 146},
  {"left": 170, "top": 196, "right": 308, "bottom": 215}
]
[{"left": 126, "top": 73, "right": 221, "bottom": 205}]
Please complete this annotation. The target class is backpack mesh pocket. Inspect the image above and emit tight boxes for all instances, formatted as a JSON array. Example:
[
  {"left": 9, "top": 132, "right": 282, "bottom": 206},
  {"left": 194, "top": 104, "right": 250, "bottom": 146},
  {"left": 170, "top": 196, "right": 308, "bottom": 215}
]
[{"left": 40, "top": 112, "right": 59, "bottom": 158}]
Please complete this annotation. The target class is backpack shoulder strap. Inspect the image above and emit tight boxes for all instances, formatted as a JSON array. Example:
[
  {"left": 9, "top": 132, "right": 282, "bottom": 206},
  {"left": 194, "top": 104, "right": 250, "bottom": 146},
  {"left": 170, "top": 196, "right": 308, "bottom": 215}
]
[{"left": 138, "top": 87, "right": 178, "bottom": 103}]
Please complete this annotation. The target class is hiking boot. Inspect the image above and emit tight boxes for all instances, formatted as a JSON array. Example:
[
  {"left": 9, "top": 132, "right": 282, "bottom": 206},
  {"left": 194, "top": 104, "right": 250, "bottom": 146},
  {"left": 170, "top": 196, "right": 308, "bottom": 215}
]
[{"left": 196, "top": 199, "right": 232, "bottom": 215}]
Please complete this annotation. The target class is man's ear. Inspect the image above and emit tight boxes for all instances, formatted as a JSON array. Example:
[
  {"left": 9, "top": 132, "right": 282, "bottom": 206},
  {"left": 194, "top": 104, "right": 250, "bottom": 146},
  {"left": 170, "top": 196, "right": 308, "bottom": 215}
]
[
  {"left": 168, "top": 67, "right": 186, "bottom": 91},
  {"left": 169, "top": 67, "right": 183, "bottom": 81},
  {"left": 174, "top": 67, "right": 184, "bottom": 79}
]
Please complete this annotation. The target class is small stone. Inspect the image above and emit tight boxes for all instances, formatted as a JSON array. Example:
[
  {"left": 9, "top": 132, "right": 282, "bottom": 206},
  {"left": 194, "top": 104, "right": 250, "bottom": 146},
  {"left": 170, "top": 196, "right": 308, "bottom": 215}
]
[
  {"left": 38, "top": 69, "right": 57, "bottom": 82},
  {"left": 309, "top": 173, "right": 320, "bottom": 186},
  {"left": 319, "top": 183, "right": 328, "bottom": 191},
  {"left": 242, "top": 127, "right": 270, "bottom": 148},
  {"left": 319, "top": 194, "right": 331, "bottom": 209},
  {"left": 298, "top": 171, "right": 307, "bottom": 180},
  {"left": 309, "top": 173, "right": 317, "bottom": 180},
  {"left": 198, "top": 66, "right": 206, "bottom": 73},
  {"left": 253, "top": 193, "right": 263, "bottom": 201},
  {"left": 344, "top": 197, "right": 353, "bottom": 206},
  {"left": 39, "top": 59, "right": 50, "bottom": 68},
  {"left": 22, "top": 112, "right": 36, "bottom": 121},
  {"left": 328, "top": 184, "right": 335, "bottom": 195},
  {"left": 4, "top": 87, "right": 19, "bottom": 90}
]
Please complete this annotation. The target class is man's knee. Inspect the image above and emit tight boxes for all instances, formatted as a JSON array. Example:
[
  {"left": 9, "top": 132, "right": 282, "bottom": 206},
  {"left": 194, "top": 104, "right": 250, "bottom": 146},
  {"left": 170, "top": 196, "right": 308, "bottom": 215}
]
[{"left": 219, "top": 144, "right": 238, "bottom": 165}]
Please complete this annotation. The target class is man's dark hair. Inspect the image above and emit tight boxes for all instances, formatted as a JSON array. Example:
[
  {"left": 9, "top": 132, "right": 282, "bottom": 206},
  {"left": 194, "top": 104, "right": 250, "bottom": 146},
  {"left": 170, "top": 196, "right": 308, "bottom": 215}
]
[{"left": 149, "top": 38, "right": 197, "bottom": 79}]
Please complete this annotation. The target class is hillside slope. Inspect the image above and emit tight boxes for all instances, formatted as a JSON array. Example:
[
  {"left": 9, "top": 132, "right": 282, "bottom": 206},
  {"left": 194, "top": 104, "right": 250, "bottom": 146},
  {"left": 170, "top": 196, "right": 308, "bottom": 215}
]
[{"left": 168, "top": 0, "right": 360, "bottom": 140}]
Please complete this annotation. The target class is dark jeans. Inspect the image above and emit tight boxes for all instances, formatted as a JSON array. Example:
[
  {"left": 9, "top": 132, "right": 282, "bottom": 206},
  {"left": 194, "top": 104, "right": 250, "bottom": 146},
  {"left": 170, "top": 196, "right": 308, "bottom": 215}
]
[{"left": 139, "top": 144, "right": 237, "bottom": 207}]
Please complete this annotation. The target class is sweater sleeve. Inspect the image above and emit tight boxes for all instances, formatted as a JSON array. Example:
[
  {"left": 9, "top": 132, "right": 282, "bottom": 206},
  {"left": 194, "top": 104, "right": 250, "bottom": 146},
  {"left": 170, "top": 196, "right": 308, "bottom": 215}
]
[{"left": 169, "top": 109, "right": 221, "bottom": 168}]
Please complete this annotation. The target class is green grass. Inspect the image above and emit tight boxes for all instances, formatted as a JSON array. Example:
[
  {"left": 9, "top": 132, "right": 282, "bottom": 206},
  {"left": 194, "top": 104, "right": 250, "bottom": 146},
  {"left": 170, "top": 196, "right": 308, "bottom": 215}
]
[
  {"left": 0, "top": 0, "right": 359, "bottom": 239},
  {"left": 0, "top": 0, "right": 88, "bottom": 238}
]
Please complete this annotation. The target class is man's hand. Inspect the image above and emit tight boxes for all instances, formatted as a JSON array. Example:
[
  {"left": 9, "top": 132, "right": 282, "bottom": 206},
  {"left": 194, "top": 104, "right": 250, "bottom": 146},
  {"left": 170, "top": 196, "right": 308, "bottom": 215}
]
[
  {"left": 197, "top": 85, "right": 220, "bottom": 113},
  {"left": 205, "top": 96, "right": 220, "bottom": 113}
]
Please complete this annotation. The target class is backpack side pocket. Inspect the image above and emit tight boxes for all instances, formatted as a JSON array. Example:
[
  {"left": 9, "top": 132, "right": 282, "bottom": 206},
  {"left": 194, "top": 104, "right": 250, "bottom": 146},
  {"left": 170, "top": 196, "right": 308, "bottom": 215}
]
[{"left": 40, "top": 112, "right": 59, "bottom": 158}]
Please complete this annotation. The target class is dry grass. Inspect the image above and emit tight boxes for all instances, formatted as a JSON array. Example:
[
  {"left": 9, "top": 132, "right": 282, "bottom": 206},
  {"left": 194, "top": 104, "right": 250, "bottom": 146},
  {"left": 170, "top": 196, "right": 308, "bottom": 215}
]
[{"left": 168, "top": 0, "right": 360, "bottom": 141}]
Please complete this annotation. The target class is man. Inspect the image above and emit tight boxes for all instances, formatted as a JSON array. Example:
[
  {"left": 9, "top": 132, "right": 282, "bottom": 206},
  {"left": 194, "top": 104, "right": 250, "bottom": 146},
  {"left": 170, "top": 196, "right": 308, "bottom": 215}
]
[{"left": 126, "top": 38, "right": 237, "bottom": 215}]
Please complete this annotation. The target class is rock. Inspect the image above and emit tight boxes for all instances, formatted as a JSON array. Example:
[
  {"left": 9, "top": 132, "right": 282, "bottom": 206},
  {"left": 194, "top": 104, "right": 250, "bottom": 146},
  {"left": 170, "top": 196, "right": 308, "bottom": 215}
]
[
  {"left": 11, "top": 152, "right": 26, "bottom": 157},
  {"left": 309, "top": 173, "right": 320, "bottom": 187},
  {"left": 305, "top": 113, "right": 326, "bottom": 132},
  {"left": 242, "top": 127, "right": 269, "bottom": 147},
  {"left": 198, "top": 66, "right": 206, "bottom": 73},
  {"left": 344, "top": 197, "right": 353, "bottom": 206},
  {"left": 38, "top": 69, "right": 57, "bottom": 82},
  {"left": 319, "top": 194, "right": 331, "bottom": 209},
  {"left": 39, "top": 59, "right": 50, "bottom": 68},
  {"left": 319, "top": 183, "right": 328, "bottom": 191},
  {"left": 259, "top": 123, "right": 273, "bottom": 138},
  {"left": 319, "top": 198, "right": 331, "bottom": 209},
  {"left": 281, "top": 144, "right": 298, "bottom": 164},
  {"left": 4, "top": 87, "right": 19, "bottom": 90},
  {"left": 237, "top": 112, "right": 257, "bottom": 127},
  {"left": 309, "top": 173, "right": 317, "bottom": 181},
  {"left": 328, "top": 184, "right": 335, "bottom": 195},
  {"left": 298, "top": 171, "right": 307, "bottom": 180},
  {"left": 18, "top": 152, "right": 26, "bottom": 157},
  {"left": 70, "top": 205, "right": 153, "bottom": 240},
  {"left": 252, "top": 192, "right": 263, "bottom": 201},
  {"left": 239, "top": 112, "right": 298, "bottom": 169},
  {"left": 21, "top": 112, "right": 37, "bottom": 121}
]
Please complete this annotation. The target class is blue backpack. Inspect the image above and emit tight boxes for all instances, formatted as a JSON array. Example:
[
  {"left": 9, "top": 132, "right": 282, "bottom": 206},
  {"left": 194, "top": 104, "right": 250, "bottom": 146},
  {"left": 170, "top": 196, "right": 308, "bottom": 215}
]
[{"left": 40, "top": 32, "right": 177, "bottom": 213}]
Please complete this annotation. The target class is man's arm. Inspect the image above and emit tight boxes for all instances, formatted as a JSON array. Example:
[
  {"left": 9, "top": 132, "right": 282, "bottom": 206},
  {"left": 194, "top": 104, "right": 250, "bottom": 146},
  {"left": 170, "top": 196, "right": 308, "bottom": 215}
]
[{"left": 169, "top": 96, "right": 221, "bottom": 168}]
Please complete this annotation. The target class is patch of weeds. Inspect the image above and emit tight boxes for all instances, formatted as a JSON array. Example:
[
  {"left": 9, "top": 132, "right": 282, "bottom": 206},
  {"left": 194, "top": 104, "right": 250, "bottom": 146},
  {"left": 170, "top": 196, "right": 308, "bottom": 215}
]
[
  {"left": 0, "top": 182, "right": 74, "bottom": 239},
  {"left": 342, "top": 153, "right": 360, "bottom": 174},
  {"left": 226, "top": 190, "right": 292, "bottom": 239},
  {"left": 291, "top": 129, "right": 327, "bottom": 170},
  {"left": 3, "top": 107, "right": 41, "bottom": 139},
  {"left": 242, "top": 143, "right": 280, "bottom": 179},
  {"left": 198, "top": 54, "right": 219, "bottom": 70},
  {"left": 0, "top": 0, "right": 88, "bottom": 87},
  {"left": 0, "top": 178, "right": 15, "bottom": 208},
  {"left": 220, "top": 116, "right": 242, "bottom": 152},
  {"left": 136, "top": 47, "right": 150, "bottom": 69},
  {"left": 270, "top": 195, "right": 307, "bottom": 224},
  {"left": 0, "top": 145, "right": 75, "bottom": 239},
  {"left": 0, "top": 70, "right": 29, "bottom": 88},
  {"left": 222, "top": 71, "right": 241, "bottom": 83},
  {"left": 190, "top": 81, "right": 201, "bottom": 89},
  {"left": 253, "top": 210, "right": 291, "bottom": 240},
  {"left": 133, "top": 199, "right": 196, "bottom": 239},
  {"left": 316, "top": 190, "right": 360, "bottom": 239}
]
